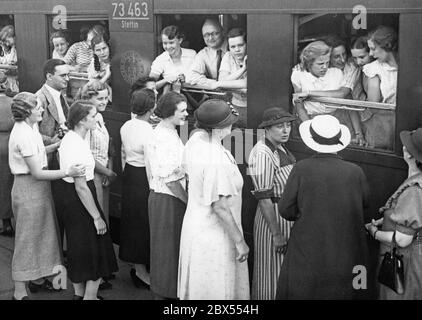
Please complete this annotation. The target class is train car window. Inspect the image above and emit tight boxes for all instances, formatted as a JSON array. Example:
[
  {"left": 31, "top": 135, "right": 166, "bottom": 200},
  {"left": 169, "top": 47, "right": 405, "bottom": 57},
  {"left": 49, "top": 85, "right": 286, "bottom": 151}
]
[
  {"left": 47, "top": 15, "right": 110, "bottom": 101},
  {"left": 292, "top": 13, "right": 399, "bottom": 152},
  {"left": 0, "top": 15, "right": 19, "bottom": 94},
  {"left": 154, "top": 14, "right": 248, "bottom": 128}
]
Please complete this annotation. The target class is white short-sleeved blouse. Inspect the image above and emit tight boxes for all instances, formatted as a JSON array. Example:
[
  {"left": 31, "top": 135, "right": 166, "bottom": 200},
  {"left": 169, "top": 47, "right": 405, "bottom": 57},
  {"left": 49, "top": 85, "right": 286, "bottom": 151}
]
[
  {"left": 8, "top": 122, "right": 48, "bottom": 174},
  {"left": 147, "top": 122, "right": 185, "bottom": 196},
  {"left": 59, "top": 130, "right": 95, "bottom": 183},
  {"left": 291, "top": 67, "right": 344, "bottom": 115},
  {"left": 150, "top": 48, "right": 196, "bottom": 81},
  {"left": 219, "top": 52, "right": 247, "bottom": 107},
  {"left": 363, "top": 60, "right": 398, "bottom": 104},
  {"left": 120, "top": 118, "right": 153, "bottom": 168}
]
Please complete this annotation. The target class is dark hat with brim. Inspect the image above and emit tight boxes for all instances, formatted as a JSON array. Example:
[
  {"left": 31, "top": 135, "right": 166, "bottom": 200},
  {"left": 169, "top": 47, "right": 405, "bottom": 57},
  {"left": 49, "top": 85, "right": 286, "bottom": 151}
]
[
  {"left": 195, "top": 99, "right": 238, "bottom": 129},
  {"left": 258, "top": 107, "right": 296, "bottom": 128},
  {"left": 400, "top": 128, "right": 422, "bottom": 162}
]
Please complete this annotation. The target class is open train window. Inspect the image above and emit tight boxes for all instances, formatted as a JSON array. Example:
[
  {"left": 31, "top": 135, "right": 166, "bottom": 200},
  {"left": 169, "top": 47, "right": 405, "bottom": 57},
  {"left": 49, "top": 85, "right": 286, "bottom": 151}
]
[
  {"left": 292, "top": 13, "right": 399, "bottom": 152},
  {"left": 0, "top": 15, "right": 18, "bottom": 93},
  {"left": 47, "top": 15, "right": 110, "bottom": 100},
  {"left": 154, "top": 14, "right": 248, "bottom": 128}
]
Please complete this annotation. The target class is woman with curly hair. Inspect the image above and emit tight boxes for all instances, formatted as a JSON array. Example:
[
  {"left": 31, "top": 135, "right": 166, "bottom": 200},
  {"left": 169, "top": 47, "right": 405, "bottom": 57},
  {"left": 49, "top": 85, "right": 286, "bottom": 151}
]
[
  {"left": 8, "top": 92, "right": 84, "bottom": 300},
  {"left": 362, "top": 26, "right": 398, "bottom": 150}
]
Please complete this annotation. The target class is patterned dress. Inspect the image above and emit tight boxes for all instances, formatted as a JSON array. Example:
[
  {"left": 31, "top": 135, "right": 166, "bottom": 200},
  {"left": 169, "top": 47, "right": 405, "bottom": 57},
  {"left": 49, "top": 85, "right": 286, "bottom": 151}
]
[
  {"left": 248, "top": 138, "right": 295, "bottom": 300},
  {"left": 178, "top": 130, "right": 250, "bottom": 300}
]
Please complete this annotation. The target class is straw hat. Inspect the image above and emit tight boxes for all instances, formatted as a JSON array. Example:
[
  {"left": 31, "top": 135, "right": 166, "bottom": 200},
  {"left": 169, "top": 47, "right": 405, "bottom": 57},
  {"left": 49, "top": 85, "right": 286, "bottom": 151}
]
[{"left": 299, "top": 114, "right": 351, "bottom": 153}]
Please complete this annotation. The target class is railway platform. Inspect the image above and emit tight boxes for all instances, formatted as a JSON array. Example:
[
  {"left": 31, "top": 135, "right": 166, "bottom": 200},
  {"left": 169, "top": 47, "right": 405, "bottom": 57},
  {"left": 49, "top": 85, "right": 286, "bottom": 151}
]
[{"left": 0, "top": 222, "right": 154, "bottom": 301}]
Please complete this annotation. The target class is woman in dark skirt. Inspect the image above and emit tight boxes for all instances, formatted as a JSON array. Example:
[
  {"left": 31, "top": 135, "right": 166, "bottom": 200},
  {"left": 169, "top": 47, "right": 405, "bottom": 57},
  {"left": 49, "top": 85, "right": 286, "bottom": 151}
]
[
  {"left": 119, "top": 88, "right": 156, "bottom": 288},
  {"left": 147, "top": 92, "right": 188, "bottom": 299},
  {"left": 59, "top": 100, "right": 118, "bottom": 300}
]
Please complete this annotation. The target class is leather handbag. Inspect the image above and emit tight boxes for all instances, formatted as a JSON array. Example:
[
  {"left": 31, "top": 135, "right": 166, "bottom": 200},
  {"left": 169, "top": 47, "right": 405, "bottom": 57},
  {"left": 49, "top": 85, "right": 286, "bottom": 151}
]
[{"left": 377, "top": 231, "right": 405, "bottom": 294}]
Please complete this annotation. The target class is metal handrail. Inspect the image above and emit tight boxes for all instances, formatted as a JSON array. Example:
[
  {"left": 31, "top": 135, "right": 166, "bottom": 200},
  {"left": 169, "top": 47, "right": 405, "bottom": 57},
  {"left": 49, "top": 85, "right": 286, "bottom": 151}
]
[
  {"left": 0, "top": 64, "right": 17, "bottom": 70},
  {"left": 306, "top": 96, "right": 396, "bottom": 111},
  {"left": 69, "top": 72, "right": 88, "bottom": 79},
  {"left": 181, "top": 84, "right": 246, "bottom": 96}
]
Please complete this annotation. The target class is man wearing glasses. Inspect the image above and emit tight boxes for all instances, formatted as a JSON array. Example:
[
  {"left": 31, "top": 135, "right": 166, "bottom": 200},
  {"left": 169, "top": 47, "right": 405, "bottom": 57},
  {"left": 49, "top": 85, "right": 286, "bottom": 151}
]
[
  {"left": 187, "top": 19, "right": 228, "bottom": 90},
  {"left": 35, "top": 59, "right": 71, "bottom": 265}
]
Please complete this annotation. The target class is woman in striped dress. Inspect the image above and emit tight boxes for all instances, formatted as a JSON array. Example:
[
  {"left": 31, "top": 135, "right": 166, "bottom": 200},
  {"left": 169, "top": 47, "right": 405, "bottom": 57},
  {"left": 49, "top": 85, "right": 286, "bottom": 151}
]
[{"left": 248, "top": 107, "right": 296, "bottom": 300}]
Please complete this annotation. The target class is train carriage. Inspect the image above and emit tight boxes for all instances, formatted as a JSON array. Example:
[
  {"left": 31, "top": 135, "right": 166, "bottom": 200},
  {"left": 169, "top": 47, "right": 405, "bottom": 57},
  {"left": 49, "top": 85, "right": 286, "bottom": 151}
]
[{"left": 1, "top": 0, "right": 422, "bottom": 298}]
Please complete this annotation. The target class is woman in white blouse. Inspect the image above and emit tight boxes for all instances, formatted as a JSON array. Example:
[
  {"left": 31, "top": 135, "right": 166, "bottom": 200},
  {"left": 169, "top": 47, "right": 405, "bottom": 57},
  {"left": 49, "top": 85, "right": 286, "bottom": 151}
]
[
  {"left": 78, "top": 80, "right": 116, "bottom": 224},
  {"left": 148, "top": 91, "right": 188, "bottom": 299},
  {"left": 59, "top": 100, "right": 118, "bottom": 300},
  {"left": 149, "top": 25, "right": 196, "bottom": 92},
  {"left": 119, "top": 88, "right": 156, "bottom": 289},
  {"left": 362, "top": 26, "right": 398, "bottom": 150},
  {"left": 8, "top": 92, "right": 84, "bottom": 300}
]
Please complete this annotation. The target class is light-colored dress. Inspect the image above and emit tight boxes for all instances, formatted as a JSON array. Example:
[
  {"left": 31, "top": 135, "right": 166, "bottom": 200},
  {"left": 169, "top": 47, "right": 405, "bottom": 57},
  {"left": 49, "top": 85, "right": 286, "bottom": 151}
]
[
  {"left": 87, "top": 113, "right": 110, "bottom": 222},
  {"left": 362, "top": 60, "right": 398, "bottom": 150},
  {"left": 148, "top": 121, "right": 186, "bottom": 299},
  {"left": 248, "top": 139, "right": 295, "bottom": 300},
  {"left": 378, "top": 173, "right": 422, "bottom": 300},
  {"left": 178, "top": 130, "right": 250, "bottom": 300},
  {"left": 9, "top": 121, "right": 62, "bottom": 281},
  {"left": 291, "top": 67, "right": 344, "bottom": 116}
]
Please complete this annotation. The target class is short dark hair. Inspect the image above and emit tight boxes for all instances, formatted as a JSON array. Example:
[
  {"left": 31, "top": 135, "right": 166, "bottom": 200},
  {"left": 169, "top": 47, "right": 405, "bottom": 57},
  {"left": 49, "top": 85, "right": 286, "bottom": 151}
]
[
  {"left": 131, "top": 88, "right": 155, "bottom": 116},
  {"left": 227, "top": 28, "right": 246, "bottom": 42},
  {"left": 321, "top": 34, "right": 347, "bottom": 50},
  {"left": 154, "top": 92, "right": 186, "bottom": 119},
  {"left": 91, "top": 34, "right": 108, "bottom": 51},
  {"left": 66, "top": 100, "right": 95, "bottom": 130},
  {"left": 130, "top": 76, "right": 156, "bottom": 97},
  {"left": 50, "top": 30, "right": 68, "bottom": 44},
  {"left": 351, "top": 36, "right": 369, "bottom": 52},
  {"left": 43, "top": 59, "right": 66, "bottom": 79},
  {"left": 161, "top": 25, "right": 184, "bottom": 41}
]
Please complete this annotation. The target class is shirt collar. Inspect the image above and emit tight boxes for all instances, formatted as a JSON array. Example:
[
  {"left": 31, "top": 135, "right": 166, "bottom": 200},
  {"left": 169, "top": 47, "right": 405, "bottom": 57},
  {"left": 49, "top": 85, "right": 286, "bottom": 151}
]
[
  {"left": 45, "top": 84, "right": 62, "bottom": 99},
  {"left": 162, "top": 48, "right": 189, "bottom": 62}
]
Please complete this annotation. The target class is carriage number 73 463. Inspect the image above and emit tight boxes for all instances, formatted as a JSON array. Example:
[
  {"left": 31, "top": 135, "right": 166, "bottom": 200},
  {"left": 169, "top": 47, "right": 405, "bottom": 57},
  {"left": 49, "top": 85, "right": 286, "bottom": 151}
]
[{"left": 112, "top": 1, "right": 148, "bottom": 18}]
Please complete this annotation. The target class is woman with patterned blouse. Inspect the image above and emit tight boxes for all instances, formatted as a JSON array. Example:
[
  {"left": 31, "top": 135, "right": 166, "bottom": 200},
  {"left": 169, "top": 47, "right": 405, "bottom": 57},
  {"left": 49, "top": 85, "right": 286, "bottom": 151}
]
[
  {"left": 248, "top": 107, "right": 297, "bottom": 300},
  {"left": 147, "top": 92, "right": 188, "bottom": 299}
]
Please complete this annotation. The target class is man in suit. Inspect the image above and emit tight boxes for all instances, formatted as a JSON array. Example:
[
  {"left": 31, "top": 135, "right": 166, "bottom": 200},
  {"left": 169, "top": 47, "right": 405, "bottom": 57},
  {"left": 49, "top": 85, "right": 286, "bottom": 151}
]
[
  {"left": 37, "top": 59, "right": 70, "bottom": 262},
  {"left": 37, "top": 59, "right": 70, "bottom": 150}
]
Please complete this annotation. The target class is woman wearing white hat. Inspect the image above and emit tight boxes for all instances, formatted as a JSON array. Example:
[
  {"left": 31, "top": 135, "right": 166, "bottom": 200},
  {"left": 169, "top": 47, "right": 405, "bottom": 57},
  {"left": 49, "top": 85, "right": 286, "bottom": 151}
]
[{"left": 276, "top": 114, "right": 370, "bottom": 299}]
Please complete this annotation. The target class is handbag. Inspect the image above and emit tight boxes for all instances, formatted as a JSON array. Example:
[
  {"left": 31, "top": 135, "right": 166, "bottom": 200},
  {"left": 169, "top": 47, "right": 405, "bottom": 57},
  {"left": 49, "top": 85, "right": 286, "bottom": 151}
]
[{"left": 377, "top": 231, "right": 405, "bottom": 294}]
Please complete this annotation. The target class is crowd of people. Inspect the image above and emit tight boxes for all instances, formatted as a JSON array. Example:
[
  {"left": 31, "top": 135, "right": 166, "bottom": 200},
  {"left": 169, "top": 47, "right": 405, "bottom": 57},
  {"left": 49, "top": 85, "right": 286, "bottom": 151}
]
[
  {"left": 0, "top": 19, "right": 420, "bottom": 301},
  {"left": 292, "top": 26, "right": 398, "bottom": 150}
]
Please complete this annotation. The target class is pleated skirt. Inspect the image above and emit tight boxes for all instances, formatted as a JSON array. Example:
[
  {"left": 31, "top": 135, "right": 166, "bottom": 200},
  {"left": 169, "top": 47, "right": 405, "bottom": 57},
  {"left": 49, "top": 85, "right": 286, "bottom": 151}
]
[
  {"left": 62, "top": 180, "right": 118, "bottom": 283},
  {"left": 148, "top": 191, "right": 185, "bottom": 298},
  {"left": 11, "top": 175, "right": 62, "bottom": 281},
  {"left": 252, "top": 203, "right": 293, "bottom": 300},
  {"left": 119, "top": 165, "right": 150, "bottom": 265}
]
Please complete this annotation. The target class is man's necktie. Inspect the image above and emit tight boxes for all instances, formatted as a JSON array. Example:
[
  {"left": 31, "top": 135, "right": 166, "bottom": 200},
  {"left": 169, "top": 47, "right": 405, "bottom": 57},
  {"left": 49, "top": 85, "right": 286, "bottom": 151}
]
[
  {"left": 216, "top": 49, "right": 223, "bottom": 79},
  {"left": 59, "top": 94, "right": 68, "bottom": 119}
]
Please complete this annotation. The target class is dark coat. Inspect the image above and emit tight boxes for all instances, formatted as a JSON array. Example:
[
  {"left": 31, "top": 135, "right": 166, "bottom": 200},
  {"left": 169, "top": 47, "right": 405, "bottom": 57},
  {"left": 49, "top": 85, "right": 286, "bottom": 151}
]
[{"left": 276, "top": 153, "right": 370, "bottom": 300}]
